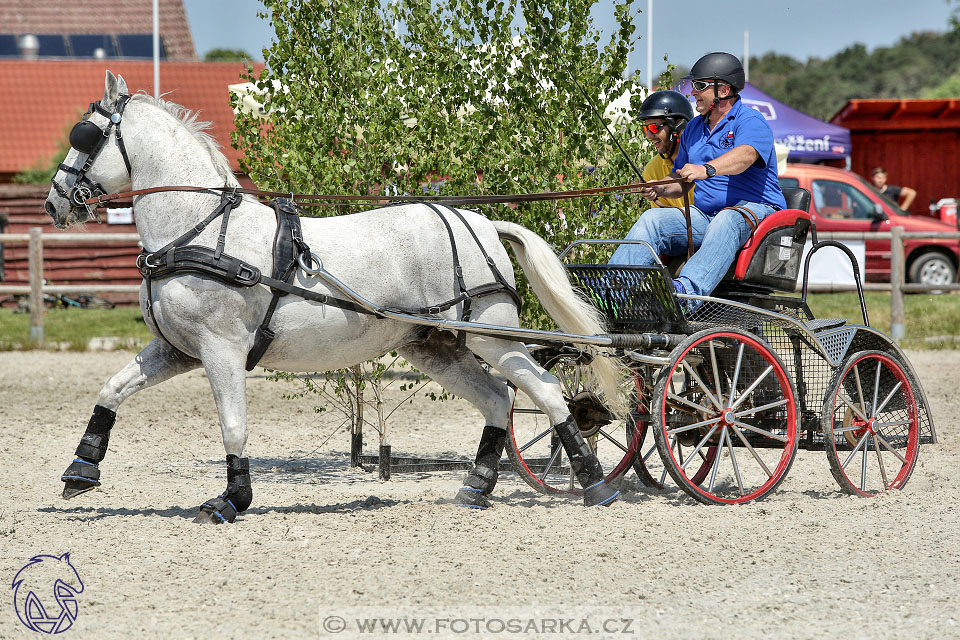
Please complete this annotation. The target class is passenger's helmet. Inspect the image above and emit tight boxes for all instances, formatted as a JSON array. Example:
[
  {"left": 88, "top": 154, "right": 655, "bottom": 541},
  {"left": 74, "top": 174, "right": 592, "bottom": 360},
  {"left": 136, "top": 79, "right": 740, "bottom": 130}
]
[
  {"left": 686, "top": 52, "right": 745, "bottom": 92},
  {"left": 637, "top": 90, "right": 695, "bottom": 133}
]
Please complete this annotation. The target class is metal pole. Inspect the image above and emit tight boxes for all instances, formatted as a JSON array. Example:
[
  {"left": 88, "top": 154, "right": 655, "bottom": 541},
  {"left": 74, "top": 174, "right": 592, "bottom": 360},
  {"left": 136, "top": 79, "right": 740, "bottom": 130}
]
[
  {"left": 890, "top": 226, "right": 905, "bottom": 340},
  {"left": 744, "top": 31, "right": 750, "bottom": 83},
  {"left": 646, "top": 0, "right": 653, "bottom": 91},
  {"left": 153, "top": 0, "right": 160, "bottom": 97},
  {"left": 28, "top": 227, "right": 43, "bottom": 345}
]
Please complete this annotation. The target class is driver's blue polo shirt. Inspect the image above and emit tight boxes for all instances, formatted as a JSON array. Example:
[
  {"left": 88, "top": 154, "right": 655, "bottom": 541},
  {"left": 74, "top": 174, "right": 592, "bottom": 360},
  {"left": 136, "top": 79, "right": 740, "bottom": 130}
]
[{"left": 674, "top": 97, "right": 786, "bottom": 214}]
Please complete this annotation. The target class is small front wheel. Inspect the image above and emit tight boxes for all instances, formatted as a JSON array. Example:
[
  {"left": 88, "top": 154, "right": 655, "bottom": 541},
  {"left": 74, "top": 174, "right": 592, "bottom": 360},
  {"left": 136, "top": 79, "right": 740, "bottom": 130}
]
[
  {"left": 821, "top": 350, "right": 920, "bottom": 496},
  {"left": 652, "top": 327, "right": 799, "bottom": 504}
]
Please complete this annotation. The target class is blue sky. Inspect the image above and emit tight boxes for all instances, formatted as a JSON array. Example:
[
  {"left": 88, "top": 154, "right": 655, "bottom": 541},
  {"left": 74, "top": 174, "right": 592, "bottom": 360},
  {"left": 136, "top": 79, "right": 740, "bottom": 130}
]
[{"left": 183, "top": 0, "right": 956, "bottom": 77}]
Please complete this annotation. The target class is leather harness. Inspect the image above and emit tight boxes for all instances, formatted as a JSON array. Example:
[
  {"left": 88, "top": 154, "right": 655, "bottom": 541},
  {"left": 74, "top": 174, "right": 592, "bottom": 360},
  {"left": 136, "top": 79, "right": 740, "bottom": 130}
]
[{"left": 137, "top": 196, "right": 522, "bottom": 369}]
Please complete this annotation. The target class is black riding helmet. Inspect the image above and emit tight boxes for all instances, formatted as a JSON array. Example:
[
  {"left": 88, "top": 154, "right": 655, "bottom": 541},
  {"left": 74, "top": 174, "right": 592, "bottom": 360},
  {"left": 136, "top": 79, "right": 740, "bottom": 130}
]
[
  {"left": 638, "top": 90, "right": 694, "bottom": 158},
  {"left": 686, "top": 52, "right": 745, "bottom": 92}
]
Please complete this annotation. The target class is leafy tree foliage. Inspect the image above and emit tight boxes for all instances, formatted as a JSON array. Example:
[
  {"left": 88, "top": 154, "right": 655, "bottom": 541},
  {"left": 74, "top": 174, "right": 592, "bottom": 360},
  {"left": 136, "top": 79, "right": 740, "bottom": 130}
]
[
  {"left": 204, "top": 47, "right": 255, "bottom": 62},
  {"left": 233, "top": 0, "right": 651, "bottom": 330}
]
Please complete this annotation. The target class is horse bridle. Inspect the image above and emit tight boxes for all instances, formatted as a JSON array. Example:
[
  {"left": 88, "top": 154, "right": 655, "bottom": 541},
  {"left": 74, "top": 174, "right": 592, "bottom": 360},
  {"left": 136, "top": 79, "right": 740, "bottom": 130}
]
[{"left": 51, "top": 94, "right": 133, "bottom": 219}]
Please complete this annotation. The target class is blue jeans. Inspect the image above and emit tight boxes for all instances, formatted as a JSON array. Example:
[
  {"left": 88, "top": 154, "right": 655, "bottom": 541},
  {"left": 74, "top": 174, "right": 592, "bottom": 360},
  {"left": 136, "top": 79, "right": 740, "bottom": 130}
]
[{"left": 609, "top": 200, "right": 778, "bottom": 300}]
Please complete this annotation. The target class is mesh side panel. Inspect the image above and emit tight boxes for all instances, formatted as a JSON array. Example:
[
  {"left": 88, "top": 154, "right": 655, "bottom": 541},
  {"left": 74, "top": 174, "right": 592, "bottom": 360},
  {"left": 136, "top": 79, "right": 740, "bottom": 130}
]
[
  {"left": 566, "top": 264, "right": 687, "bottom": 333},
  {"left": 815, "top": 328, "right": 857, "bottom": 364}
]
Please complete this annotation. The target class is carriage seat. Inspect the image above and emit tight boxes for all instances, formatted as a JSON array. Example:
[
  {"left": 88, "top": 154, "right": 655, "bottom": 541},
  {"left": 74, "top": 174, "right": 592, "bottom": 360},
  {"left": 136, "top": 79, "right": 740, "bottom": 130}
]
[{"left": 720, "top": 188, "right": 813, "bottom": 293}]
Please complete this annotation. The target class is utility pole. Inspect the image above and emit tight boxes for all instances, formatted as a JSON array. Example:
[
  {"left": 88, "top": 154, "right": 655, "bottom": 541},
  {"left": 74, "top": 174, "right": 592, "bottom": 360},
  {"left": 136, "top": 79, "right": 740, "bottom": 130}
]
[
  {"left": 153, "top": 0, "right": 160, "bottom": 97},
  {"left": 646, "top": 0, "right": 653, "bottom": 91},
  {"left": 744, "top": 30, "right": 750, "bottom": 83}
]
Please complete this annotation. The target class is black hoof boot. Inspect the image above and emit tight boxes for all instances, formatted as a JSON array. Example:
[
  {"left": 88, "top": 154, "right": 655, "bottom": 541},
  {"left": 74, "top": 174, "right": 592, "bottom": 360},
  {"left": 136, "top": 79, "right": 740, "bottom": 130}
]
[
  {"left": 455, "top": 425, "right": 505, "bottom": 510},
  {"left": 194, "top": 455, "right": 253, "bottom": 524},
  {"left": 553, "top": 415, "right": 620, "bottom": 507},
  {"left": 61, "top": 405, "right": 116, "bottom": 499}
]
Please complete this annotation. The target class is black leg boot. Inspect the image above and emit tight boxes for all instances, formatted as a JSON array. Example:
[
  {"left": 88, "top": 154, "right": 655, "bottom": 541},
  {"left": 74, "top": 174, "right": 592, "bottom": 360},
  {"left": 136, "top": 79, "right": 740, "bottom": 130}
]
[
  {"left": 61, "top": 405, "right": 116, "bottom": 499},
  {"left": 195, "top": 455, "right": 253, "bottom": 524},
  {"left": 455, "top": 425, "right": 506, "bottom": 509},
  {"left": 553, "top": 415, "right": 620, "bottom": 507}
]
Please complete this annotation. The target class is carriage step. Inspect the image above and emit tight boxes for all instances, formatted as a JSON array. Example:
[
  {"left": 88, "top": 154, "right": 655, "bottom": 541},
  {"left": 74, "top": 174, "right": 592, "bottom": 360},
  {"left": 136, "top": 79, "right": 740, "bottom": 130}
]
[{"left": 804, "top": 318, "right": 847, "bottom": 332}]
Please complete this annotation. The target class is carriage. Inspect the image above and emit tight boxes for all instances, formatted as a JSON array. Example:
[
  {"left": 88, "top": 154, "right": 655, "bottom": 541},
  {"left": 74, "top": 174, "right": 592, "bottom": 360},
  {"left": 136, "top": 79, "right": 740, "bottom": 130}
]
[
  {"left": 46, "top": 72, "right": 935, "bottom": 522},
  {"left": 507, "top": 188, "right": 936, "bottom": 504}
]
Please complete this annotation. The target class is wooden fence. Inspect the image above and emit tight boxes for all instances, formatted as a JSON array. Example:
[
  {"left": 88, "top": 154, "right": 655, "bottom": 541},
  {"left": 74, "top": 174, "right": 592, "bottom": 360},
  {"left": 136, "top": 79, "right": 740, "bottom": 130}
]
[{"left": 2, "top": 227, "right": 959, "bottom": 344}]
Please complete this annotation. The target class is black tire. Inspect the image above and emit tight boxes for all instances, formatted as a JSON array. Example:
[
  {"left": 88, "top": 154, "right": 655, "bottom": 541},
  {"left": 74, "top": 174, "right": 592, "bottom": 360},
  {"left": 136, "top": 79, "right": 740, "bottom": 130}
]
[
  {"left": 821, "top": 350, "right": 921, "bottom": 496},
  {"left": 651, "top": 327, "right": 799, "bottom": 505},
  {"left": 908, "top": 251, "right": 956, "bottom": 288}
]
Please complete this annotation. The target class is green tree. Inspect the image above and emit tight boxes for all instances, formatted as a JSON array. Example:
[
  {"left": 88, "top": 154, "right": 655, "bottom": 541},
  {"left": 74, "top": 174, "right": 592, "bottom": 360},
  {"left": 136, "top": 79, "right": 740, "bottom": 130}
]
[
  {"left": 233, "top": 0, "right": 650, "bottom": 330},
  {"left": 204, "top": 47, "right": 254, "bottom": 61}
]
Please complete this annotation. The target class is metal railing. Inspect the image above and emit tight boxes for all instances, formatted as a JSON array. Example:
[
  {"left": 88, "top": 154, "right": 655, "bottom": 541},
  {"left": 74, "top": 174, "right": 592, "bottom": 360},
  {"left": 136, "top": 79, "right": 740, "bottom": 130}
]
[{"left": 0, "top": 228, "right": 141, "bottom": 343}]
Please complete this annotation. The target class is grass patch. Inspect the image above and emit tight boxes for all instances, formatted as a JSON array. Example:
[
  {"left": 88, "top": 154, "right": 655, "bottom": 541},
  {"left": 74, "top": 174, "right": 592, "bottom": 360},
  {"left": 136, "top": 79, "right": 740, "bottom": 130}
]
[
  {"left": 0, "top": 306, "right": 153, "bottom": 351},
  {"left": 806, "top": 292, "right": 960, "bottom": 349}
]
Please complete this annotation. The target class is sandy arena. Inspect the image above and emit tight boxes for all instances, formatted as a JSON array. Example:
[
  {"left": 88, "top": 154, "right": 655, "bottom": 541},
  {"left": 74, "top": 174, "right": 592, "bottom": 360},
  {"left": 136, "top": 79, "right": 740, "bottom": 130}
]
[{"left": 1, "top": 349, "right": 957, "bottom": 639}]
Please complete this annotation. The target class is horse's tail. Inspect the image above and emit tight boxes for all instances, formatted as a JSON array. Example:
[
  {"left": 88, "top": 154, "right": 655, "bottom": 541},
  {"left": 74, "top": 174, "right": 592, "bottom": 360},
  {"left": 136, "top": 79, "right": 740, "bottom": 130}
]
[{"left": 492, "top": 220, "right": 626, "bottom": 417}]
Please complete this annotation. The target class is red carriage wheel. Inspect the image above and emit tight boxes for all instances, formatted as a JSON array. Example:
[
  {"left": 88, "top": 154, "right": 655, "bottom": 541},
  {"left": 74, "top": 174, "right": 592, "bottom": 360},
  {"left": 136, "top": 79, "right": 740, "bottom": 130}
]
[
  {"left": 652, "top": 327, "right": 799, "bottom": 504},
  {"left": 821, "top": 350, "right": 920, "bottom": 496}
]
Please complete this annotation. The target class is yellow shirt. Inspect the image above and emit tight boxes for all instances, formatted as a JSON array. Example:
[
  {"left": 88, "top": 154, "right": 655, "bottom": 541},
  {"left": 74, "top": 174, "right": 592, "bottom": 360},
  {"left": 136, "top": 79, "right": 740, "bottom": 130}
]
[{"left": 642, "top": 153, "right": 693, "bottom": 210}]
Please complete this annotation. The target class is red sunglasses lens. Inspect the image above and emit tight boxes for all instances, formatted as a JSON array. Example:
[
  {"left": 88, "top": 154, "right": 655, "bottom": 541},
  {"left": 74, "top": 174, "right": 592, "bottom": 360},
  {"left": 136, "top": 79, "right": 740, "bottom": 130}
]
[{"left": 644, "top": 123, "right": 663, "bottom": 134}]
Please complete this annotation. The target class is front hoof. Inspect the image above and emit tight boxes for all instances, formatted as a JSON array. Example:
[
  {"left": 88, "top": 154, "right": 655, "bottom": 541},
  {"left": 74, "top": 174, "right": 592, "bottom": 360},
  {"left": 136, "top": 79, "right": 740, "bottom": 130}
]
[
  {"left": 194, "top": 497, "right": 239, "bottom": 524},
  {"left": 62, "top": 479, "right": 99, "bottom": 499},
  {"left": 61, "top": 459, "right": 101, "bottom": 499},
  {"left": 455, "top": 487, "right": 493, "bottom": 509},
  {"left": 583, "top": 481, "right": 619, "bottom": 507}
]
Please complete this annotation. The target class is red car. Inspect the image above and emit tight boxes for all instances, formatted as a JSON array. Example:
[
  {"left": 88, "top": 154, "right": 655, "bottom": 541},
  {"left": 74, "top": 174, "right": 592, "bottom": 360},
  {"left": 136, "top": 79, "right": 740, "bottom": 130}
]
[{"left": 779, "top": 164, "right": 960, "bottom": 285}]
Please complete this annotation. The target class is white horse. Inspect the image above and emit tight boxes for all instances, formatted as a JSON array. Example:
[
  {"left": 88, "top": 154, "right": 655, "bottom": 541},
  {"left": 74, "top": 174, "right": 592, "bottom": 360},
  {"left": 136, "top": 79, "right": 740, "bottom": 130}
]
[{"left": 45, "top": 71, "right": 623, "bottom": 523}]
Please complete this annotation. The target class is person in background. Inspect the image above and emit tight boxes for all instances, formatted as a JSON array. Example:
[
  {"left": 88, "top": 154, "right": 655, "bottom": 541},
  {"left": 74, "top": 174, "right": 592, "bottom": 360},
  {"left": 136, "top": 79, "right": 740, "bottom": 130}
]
[
  {"left": 635, "top": 90, "right": 695, "bottom": 209},
  {"left": 871, "top": 166, "right": 916, "bottom": 211}
]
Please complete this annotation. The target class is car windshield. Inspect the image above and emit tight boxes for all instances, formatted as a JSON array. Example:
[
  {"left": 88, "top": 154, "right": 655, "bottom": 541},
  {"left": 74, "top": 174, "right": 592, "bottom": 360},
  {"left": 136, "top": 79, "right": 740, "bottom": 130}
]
[{"left": 856, "top": 174, "right": 909, "bottom": 216}]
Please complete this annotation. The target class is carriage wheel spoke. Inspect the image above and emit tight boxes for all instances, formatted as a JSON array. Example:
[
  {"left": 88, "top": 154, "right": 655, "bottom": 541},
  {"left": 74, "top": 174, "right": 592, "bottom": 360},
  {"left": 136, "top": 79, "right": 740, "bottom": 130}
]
[
  {"left": 728, "top": 343, "right": 746, "bottom": 406},
  {"left": 680, "top": 424, "right": 719, "bottom": 470},
  {"left": 681, "top": 362, "right": 723, "bottom": 410},
  {"left": 860, "top": 434, "right": 870, "bottom": 491},
  {"left": 666, "top": 415, "right": 722, "bottom": 437},
  {"left": 724, "top": 427, "right": 744, "bottom": 496},
  {"left": 736, "top": 398, "right": 788, "bottom": 417},
  {"left": 518, "top": 427, "right": 553, "bottom": 454},
  {"left": 874, "top": 380, "right": 903, "bottom": 416},
  {"left": 733, "top": 419, "right": 789, "bottom": 443},
  {"left": 837, "top": 392, "right": 869, "bottom": 422},
  {"left": 841, "top": 431, "right": 870, "bottom": 470},
  {"left": 852, "top": 364, "right": 867, "bottom": 419},
  {"left": 597, "top": 428, "right": 629, "bottom": 453},
  {"left": 642, "top": 442, "right": 657, "bottom": 463},
  {"left": 875, "top": 433, "right": 908, "bottom": 465},
  {"left": 872, "top": 360, "right": 882, "bottom": 416},
  {"left": 667, "top": 392, "right": 713, "bottom": 415},
  {"left": 707, "top": 426, "right": 726, "bottom": 492},
  {"left": 730, "top": 365, "right": 774, "bottom": 411},
  {"left": 537, "top": 443, "right": 564, "bottom": 483},
  {"left": 708, "top": 340, "right": 723, "bottom": 404},
  {"left": 875, "top": 435, "right": 889, "bottom": 488},
  {"left": 731, "top": 424, "right": 773, "bottom": 477}
]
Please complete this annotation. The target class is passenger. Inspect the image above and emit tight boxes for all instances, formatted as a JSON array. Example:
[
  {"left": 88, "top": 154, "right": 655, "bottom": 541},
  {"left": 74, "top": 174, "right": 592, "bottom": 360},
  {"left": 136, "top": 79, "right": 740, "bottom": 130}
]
[
  {"left": 634, "top": 90, "right": 695, "bottom": 210},
  {"left": 870, "top": 166, "right": 916, "bottom": 212},
  {"left": 610, "top": 52, "right": 786, "bottom": 312}
]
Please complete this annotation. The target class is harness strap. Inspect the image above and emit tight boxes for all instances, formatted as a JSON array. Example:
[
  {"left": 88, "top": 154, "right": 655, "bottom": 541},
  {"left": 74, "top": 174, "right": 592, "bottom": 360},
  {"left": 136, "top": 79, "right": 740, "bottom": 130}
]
[{"left": 723, "top": 204, "right": 760, "bottom": 232}]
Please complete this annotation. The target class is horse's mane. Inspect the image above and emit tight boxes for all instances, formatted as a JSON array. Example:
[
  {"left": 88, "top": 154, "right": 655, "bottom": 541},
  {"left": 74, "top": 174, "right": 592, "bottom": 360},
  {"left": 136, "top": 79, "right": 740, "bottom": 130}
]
[{"left": 126, "top": 92, "right": 240, "bottom": 187}]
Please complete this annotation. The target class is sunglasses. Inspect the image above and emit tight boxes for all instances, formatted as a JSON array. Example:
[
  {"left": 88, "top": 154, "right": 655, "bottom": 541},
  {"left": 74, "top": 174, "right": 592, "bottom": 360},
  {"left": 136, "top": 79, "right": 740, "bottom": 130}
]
[{"left": 641, "top": 122, "right": 669, "bottom": 135}]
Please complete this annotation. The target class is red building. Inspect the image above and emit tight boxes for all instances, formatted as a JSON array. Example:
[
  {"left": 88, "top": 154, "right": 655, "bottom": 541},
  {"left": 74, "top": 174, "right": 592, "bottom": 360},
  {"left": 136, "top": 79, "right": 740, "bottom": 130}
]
[{"left": 831, "top": 98, "right": 960, "bottom": 216}]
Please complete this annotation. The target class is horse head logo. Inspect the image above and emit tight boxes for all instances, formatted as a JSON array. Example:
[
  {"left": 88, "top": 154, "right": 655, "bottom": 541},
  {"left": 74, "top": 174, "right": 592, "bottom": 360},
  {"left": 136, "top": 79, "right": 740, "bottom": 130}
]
[{"left": 11, "top": 553, "right": 84, "bottom": 634}]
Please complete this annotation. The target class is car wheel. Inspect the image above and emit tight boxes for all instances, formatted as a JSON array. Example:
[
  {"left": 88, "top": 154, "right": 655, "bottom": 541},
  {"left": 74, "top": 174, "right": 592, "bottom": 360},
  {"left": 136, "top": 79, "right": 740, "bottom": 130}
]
[{"left": 908, "top": 252, "right": 956, "bottom": 289}]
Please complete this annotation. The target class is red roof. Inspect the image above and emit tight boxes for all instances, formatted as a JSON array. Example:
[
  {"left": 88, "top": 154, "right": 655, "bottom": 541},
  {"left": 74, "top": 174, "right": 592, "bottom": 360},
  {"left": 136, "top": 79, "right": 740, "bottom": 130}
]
[
  {"left": 1, "top": 60, "right": 265, "bottom": 176},
  {"left": 0, "top": 0, "right": 196, "bottom": 59},
  {"left": 831, "top": 99, "right": 960, "bottom": 131}
]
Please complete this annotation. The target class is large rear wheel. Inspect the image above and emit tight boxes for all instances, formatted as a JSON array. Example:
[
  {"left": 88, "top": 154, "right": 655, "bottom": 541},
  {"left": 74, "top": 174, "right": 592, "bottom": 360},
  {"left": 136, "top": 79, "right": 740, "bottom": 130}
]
[{"left": 652, "top": 328, "right": 799, "bottom": 504}]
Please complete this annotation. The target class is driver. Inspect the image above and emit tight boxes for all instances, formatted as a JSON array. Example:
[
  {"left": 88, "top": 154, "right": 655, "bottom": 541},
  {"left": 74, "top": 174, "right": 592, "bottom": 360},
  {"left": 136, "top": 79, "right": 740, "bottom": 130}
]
[{"left": 610, "top": 52, "right": 786, "bottom": 312}]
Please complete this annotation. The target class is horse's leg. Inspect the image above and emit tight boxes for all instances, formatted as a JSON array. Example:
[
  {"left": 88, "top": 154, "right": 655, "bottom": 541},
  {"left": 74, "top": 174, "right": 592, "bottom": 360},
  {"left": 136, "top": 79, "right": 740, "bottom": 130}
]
[
  {"left": 397, "top": 332, "right": 513, "bottom": 509},
  {"left": 61, "top": 338, "right": 200, "bottom": 499},
  {"left": 192, "top": 345, "right": 252, "bottom": 525},
  {"left": 468, "top": 334, "right": 619, "bottom": 507}
]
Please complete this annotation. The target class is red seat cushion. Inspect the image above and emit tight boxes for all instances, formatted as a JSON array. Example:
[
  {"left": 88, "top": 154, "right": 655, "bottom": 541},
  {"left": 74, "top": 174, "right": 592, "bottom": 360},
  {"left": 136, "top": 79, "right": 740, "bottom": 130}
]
[{"left": 732, "top": 209, "right": 812, "bottom": 281}]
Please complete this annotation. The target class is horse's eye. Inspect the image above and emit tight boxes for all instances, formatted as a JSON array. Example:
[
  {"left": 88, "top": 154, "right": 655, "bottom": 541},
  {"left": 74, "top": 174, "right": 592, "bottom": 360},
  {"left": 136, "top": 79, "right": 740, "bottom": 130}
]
[{"left": 69, "top": 120, "right": 103, "bottom": 154}]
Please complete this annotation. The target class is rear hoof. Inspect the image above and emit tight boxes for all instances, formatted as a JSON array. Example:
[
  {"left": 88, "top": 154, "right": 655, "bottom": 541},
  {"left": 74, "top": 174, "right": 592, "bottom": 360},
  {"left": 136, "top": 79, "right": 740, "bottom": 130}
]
[
  {"left": 583, "top": 481, "right": 619, "bottom": 507},
  {"left": 194, "top": 496, "right": 239, "bottom": 524},
  {"left": 193, "top": 510, "right": 225, "bottom": 525},
  {"left": 62, "top": 479, "right": 99, "bottom": 500},
  {"left": 455, "top": 487, "right": 493, "bottom": 509}
]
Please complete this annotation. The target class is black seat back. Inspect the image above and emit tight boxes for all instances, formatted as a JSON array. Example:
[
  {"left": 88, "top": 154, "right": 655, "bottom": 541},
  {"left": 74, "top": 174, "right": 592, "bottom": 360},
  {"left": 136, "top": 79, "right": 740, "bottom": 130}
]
[{"left": 782, "top": 187, "right": 811, "bottom": 212}]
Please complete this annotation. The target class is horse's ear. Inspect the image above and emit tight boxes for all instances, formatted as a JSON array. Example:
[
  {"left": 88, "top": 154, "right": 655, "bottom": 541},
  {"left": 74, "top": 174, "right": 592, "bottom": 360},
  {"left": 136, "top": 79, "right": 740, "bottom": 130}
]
[
  {"left": 103, "top": 70, "right": 120, "bottom": 104},
  {"left": 116, "top": 74, "right": 128, "bottom": 96}
]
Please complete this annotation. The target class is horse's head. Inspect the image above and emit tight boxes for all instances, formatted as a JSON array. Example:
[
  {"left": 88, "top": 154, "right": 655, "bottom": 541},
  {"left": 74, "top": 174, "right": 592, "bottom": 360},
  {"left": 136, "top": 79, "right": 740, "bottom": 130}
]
[{"left": 45, "top": 70, "right": 134, "bottom": 229}]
